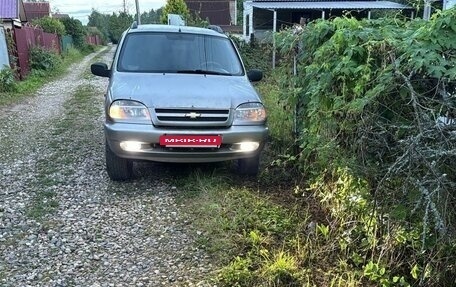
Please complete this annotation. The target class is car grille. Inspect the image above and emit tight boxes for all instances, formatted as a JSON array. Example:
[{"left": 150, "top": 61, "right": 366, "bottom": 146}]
[{"left": 154, "top": 108, "right": 230, "bottom": 127}]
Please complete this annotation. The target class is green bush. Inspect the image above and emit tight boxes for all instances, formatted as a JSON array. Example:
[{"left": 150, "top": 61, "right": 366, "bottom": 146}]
[
  {"left": 80, "top": 43, "right": 96, "bottom": 54},
  {"left": 0, "top": 65, "right": 16, "bottom": 92},
  {"left": 29, "top": 46, "right": 62, "bottom": 72},
  {"left": 32, "top": 16, "right": 66, "bottom": 36},
  {"left": 60, "top": 17, "right": 86, "bottom": 48},
  {"left": 271, "top": 10, "right": 456, "bottom": 287}
]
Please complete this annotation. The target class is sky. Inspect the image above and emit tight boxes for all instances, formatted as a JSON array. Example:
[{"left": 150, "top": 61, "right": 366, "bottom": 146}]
[{"left": 50, "top": 0, "right": 167, "bottom": 25}]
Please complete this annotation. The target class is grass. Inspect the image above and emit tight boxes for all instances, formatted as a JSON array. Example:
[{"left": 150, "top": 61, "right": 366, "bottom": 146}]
[
  {"left": 25, "top": 84, "right": 101, "bottom": 221},
  {"left": 170, "top": 68, "right": 379, "bottom": 286},
  {"left": 174, "top": 167, "right": 386, "bottom": 286},
  {"left": 172, "top": 67, "right": 451, "bottom": 286},
  {"left": 175, "top": 169, "right": 315, "bottom": 286},
  {"left": 0, "top": 47, "right": 95, "bottom": 107},
  {"left": 25, "top": 191, "right": 59, "bottom": 220}
]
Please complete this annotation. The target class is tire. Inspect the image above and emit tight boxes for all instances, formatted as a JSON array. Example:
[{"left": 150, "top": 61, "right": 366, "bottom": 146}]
[
  {"left": 105, "top": 141, "right": 133, "bottom": 181},
  {"left": 235, "top": 155, "right": 260, "bottom": 176}
]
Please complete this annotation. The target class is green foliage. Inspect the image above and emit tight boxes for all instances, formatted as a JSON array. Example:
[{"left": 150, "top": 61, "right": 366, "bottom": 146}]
[
  {"left": 88, "top": 9, "right": 110, "bottom": 41},
  {"left": 218, "top": 256, "right": 254, "bottom": 286},
  {"left": 270, "top": 9, "right": 456, "bottom": 287},
  {"left": 0, "top": 66, "right": 16, "bottom": 92},
  {"left": 29, "top": 46, "right": 61, "bottom": 72},
  {"left": 233, "top": 37, "right": 272, "bottom": 72},
  {"left": 139, "top": 8, "right": 163, "bottom": 24},
  {"left": 176, "top": 170, "right": 303, "bottom": 286},
  {"left": 186, "top": 12, "right": 209, "bottom": 27},
  {"left": 160, "top": 0, "right": 190, "bottom": 24},
  {"left": 260, "top": 251, "right": 299, "bottom": 285},
  {"left": 0, "top": 44, "right": 85, "bottom": 107},
  {"left": 60, "top": 17, "right": 86, "bottom": 48},
  {"left": 108, "top": 12, "right": 133, "bottom": 44},
  {"left": 32, "top": 16, "right": 66, "bottom": 36}
]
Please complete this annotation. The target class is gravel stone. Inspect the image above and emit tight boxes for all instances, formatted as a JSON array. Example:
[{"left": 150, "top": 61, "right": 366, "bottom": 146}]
[{"left": 0, "top": 46, "right": 215, "bottom": 286}]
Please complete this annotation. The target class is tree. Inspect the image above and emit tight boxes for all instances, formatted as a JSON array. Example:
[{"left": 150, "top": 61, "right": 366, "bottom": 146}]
[
  {"left": 60, "top": 17, "right": 86, "bottom": 48},
  {"left": 160, "top": 0, "right": 190, "bottom": 24},
  {"left": 108, "top": 12, "right": 133, "bottom": 44},
  {"left": 32, "top": 16, "right": 66, "bottom": 36},
  {"left": 88, "top": 9, "right": 110, "bottom": 41},
  {"left": 138, "top": 8, "right": 163, "bottom": 24}
]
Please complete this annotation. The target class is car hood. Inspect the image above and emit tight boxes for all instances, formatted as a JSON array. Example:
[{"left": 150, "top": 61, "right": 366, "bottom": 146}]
[{"left": 109, "top": 73, "right": 261, "bottom": 109}]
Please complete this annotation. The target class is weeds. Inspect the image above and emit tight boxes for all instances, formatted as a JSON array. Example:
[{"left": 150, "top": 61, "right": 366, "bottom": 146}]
[
  {"left": 0, "top": 66, "right": 16, "bottom": 92},
  {"left": 179, "top": 12, "right": 455, "bottom": 287},
  {"left": 0, "top": 46, "right": 91, "bottom": 106}
]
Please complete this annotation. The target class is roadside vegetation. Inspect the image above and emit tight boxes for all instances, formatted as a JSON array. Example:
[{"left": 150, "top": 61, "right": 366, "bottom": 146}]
[
  {"left": 0, "top": 13, "right": 103, "bottom": 106},
  {"left": 2, "top": 1, "right": 455, "bottom": 285},
  {"left": 176, "top": 9, "right": 456, "bottom": 287},
  {"left": 0, "top": 47, "right": 90, "bottom": 106}
]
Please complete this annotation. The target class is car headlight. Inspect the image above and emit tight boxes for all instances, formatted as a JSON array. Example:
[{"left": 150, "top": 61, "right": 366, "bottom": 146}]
[
  {"left": 108, "top": 100, "right": 151, "bottom": 123},
  {"left": 233, "top": 102, "right": 266, "bottom": 125}
]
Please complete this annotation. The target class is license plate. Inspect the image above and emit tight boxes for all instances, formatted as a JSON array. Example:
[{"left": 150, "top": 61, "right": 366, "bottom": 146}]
[{"left": 159, "top": 135, "right": 222, "bottom": 148}]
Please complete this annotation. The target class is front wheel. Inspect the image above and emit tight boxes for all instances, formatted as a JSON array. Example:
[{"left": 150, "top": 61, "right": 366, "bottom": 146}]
[
  {"left": 105, "top": 142, "right": 133, "bottom": 181},
  {"left": 235, "top": 155, "right": 260, "bottom": 176}
]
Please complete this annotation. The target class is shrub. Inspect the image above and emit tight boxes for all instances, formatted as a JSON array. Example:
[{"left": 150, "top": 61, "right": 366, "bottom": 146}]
[
  {"left": 29, "top": 46, "right": 62, "bottom": 72},
  {"left": 60, "top": 17, "right": 86, "bottom": 48},
  {"left": 272, "top": 10, "right": 456, "bottom": 287},
  {"left": 32, "top": 16, "right": 66, "bottom": 36},
  {"left": 0, "top": 65, "right": 16, "bottom": 92},
  {"left": 80, "top": 43, "right": 96, "bottom": 54}
]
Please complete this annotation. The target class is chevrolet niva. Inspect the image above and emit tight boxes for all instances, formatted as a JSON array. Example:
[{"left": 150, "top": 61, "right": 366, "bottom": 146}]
[{"left": 91, "top": 23, "right": 268, "bottom": 181}]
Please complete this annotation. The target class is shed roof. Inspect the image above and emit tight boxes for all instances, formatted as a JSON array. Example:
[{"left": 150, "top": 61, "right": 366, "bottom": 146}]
[
  {"left": 0, "top": 0, "right": 26, "bottom": 22},
  {"left": 186, "top": 1, "right": 231, "bottom": 25},
  {"left": 0, "top": 0, "right": 19, "bottom": 18},
  {"left": 248, "top": 1, "right": 412, "bottom": 10},
  {"left": 23, "top": 2, "right": 50, "bottom": 21}
]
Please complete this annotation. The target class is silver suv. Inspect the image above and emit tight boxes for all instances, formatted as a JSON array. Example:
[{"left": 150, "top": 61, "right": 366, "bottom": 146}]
[{"left": 91, "top": 23, "right": 268, "bottom": 181}]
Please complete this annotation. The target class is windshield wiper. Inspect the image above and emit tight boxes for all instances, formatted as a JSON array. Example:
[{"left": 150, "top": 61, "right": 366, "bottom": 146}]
[{"left": 176, "top": 69, "right": 232, "bottom": 76}]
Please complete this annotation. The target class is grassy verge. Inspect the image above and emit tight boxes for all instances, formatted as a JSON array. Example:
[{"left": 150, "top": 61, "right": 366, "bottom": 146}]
[
  {"left": 175, "top": 171, "right": 305, "bottom": 286},
  {"left": 25, "top": 84, "right": 100, "bottom": 221},
  {"left": 175, "top": 67, "right": 450, "bottom": 286},
  {"left": 0, "top": 47, "right": 101, "bottom": 107}
]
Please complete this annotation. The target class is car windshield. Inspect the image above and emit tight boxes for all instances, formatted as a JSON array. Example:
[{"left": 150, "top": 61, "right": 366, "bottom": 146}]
[{"left": 117, "top": 32, "right": 244, "bottom": 76}]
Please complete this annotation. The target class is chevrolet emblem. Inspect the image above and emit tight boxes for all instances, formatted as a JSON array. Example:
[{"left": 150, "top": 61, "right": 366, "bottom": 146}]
[{"left": 185, "top": 112, "right": 202, "bottom": 119}]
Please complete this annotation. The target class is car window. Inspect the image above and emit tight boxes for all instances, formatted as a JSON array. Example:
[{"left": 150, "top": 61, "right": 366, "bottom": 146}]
[{"left": 117, "top": 32, "right": 244, "bottom": 75}]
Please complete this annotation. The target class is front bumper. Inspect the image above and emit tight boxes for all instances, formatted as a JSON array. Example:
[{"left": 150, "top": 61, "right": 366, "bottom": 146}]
[{"left": 105, "top": 122, "right": 268, "bottom": 163}]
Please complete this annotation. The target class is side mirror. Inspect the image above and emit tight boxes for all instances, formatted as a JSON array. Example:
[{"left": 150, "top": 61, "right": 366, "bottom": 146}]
[
  {"left": 91, "top": 62, "right": 111, "bottom": 78},
  {"left": 247, "top": 69, "right": 263, "bottom": 82}
]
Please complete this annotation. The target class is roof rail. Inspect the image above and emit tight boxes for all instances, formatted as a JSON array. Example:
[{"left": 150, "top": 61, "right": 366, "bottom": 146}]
[
  {"left": 207, "top": 25, "right": 224, "bottom": 34},
  {"left": 130, "top": 21, "right": 138, "bottom": 29}
]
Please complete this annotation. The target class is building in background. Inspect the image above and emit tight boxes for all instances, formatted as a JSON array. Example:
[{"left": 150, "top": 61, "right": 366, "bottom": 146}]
[
  {"left": 51, "top": 13, "right": 70, "bottom": 20},
  {"left": 184, "top": 0, "right": 237, "bottom": 28},
  {"left": 23, "top": 1, "right": 50, "bottom": 21},
  {"left": 0, "top": 0, "right": 27, "bottom": 28},
  {"left": 243, "top": 0, "right": 414, "bottom": 42}
]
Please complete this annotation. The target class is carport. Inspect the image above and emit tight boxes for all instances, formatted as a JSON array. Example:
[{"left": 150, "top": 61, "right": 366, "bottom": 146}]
[{"left": 242, "top": 0, "right": 414, "bottom": 67}]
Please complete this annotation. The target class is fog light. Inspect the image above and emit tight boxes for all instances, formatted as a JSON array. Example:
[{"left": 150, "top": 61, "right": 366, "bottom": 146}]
[
  {"left": 120, "top": 141, "right": 144, "bottom": 152},
  {"left": 238, "top": 142, "right": 260, "bottom": 152}
]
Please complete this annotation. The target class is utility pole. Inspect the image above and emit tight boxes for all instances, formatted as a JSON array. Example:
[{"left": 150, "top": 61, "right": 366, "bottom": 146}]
[
  {"left": 123, "top": 0, "right": 127, "bottom": 13},
  {"left": 135, "top": 0, "right": 141, "bottom": 24}
]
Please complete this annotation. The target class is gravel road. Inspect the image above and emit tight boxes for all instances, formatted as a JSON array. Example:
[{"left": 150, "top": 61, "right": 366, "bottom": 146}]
[{"left": 0, "top": 47, "right": 214, "bottom": 286}]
